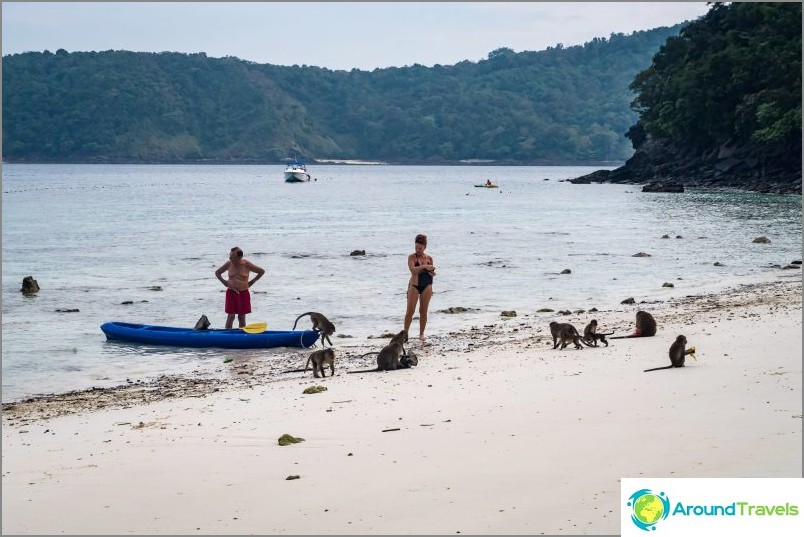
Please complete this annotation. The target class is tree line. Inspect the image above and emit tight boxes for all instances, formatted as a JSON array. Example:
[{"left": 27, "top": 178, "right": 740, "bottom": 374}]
[
  {"left": 627, "top": 2, "right": 801, "bottom": 153},
  {"left": 2, "top": 24, "right": 687, "bottom": 164}
]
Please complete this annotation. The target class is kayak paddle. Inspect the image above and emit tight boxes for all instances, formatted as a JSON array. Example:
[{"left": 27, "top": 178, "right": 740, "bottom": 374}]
[{"left": 242, "top": 322, "right": 267, "bottom": 334}]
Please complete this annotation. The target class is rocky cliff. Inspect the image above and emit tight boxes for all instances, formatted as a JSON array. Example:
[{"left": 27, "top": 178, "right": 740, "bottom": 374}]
[{"left": 570, "top": 137, "right": 801, "bottom": 195}]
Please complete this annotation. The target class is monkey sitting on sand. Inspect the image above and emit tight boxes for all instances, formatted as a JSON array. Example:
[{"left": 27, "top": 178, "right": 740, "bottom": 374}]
[
  {"left": 399, "top": 349, "right": 418, "bottom": 368},
  {"left": 643, "top": 335, "right": 696, "bottom": 372},
  {"left": 348, "top": 330, "right": 409, "bottom": 373},
  {"left": 611, "top": 311, "right": 656, "bottom": 339}
]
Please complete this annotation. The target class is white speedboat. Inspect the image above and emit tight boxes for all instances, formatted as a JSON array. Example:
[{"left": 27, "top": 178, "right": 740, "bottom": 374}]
[{"left": 284, "top": 161, "right": 311, "bottom": 183}]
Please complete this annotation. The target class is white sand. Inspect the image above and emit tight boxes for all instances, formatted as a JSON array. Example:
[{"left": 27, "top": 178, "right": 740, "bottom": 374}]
[{"left": 2, "top": 278, "right": 801, "bottom": 535}]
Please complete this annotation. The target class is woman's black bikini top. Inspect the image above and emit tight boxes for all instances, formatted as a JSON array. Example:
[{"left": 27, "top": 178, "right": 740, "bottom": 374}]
[{"left": 414, "top": 256, "right": 434, "bottom": 286}]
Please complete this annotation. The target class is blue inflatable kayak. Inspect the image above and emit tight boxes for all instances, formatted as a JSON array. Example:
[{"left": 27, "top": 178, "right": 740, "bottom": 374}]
[{"left": 101, "top": 322, "right": 320, "bottom": 349}]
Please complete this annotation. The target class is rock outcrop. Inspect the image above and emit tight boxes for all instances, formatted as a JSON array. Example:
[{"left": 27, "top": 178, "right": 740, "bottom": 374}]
[{"left": 570, "top": 138, "right": 801, "bottom": 195}]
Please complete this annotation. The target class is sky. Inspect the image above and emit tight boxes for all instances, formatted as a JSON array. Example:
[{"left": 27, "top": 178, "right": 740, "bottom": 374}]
[{"left": 1, "top": 2, "right": 712, "bottom": 70}]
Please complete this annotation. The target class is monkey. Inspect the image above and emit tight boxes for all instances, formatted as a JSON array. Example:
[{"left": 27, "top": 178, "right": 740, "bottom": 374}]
[
  {"left": 399, "top": 349, "right": 418, "bottom": 369},
  {"left": 582, "top": 319, "right": 614, "bottom": 347},
  {"left": 304, "top": 348, "right": 336, "bottom": 378},
  {"left": 549, "top": 322, "right": 590, "bottom": 350},
  {"left": 610, "top": 310, "right": 657, "bottom": 339},
  {"left": 348, "top": 330, "right": 409, "bottom": 373},
  {"left": 586, "top": 332, "right": 613, "bottom": 347},
  {"left": 292, "top": 312, "right": 336, "bottom": 347},
  {"left": 644, "top": 335, "right": 695, "bottom": 372}
]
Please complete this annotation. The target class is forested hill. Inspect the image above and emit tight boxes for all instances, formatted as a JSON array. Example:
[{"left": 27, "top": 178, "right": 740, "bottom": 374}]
[
  {"left": 573, "top": 2, "right": 802, "bottom": 194},
  {"left": 2, "top": 24, "right": 686, "bottom": 164}
]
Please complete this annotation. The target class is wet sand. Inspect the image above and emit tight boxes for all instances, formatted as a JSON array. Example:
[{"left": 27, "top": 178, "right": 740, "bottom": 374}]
[{"left": 2, "top": 277, "right": 801, "bottom": 534}]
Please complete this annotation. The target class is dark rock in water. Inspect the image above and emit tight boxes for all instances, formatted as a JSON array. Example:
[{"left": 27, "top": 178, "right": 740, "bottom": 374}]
[
  {"left": 632, "top": 252, "right": 652, "bottom": 257},
  {"left": 621, "top": 297, "right": 636, "bottom": 304},
  {"left": 148, "top": 286, "right": 164, "bottom": 291},
  {"left": 21, "top": 276, "right": 40, "bottom": 296},
  {"left": 560, "top": 268, "right": 572, "bottom": 274},
  {"left": 752, "top": 236, "right": 771, "bottom": 244},
  {"left": 500, "top": 310, "right": 517, "bottom": 317},
  {"left": 792, "top": 260, "right": 802, "bottom": 265},
  {"left": 783, "top": 264, "right": 801, "bottom": 270},
  {"left": 121, "top": 300, "right": 134, "bottom": 305},
  {"left": 714, "top": 262, "right": 725, "bottom": 267},
  {"left": 661, "top": 234, "right": 670, "bottom": 239},
  {"left": 642, "top": 182, "right": 684, "bottom": 193},
  {"left": 55, "top": 308, "right": 80, "bottom": 313},
  {"left": 350, "top": 250, "right": 366, "bottom": 256},
  {"left": 662, "top": 282, "right": 675, "bottom": 288},
  {"left": 438, "top": 306, "right": 476, "bottom": 314}
]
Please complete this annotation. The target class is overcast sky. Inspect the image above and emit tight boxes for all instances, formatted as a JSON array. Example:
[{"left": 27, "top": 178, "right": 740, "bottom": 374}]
[{"left": 2, "top": 2, "right": 711, "bottom": 70}]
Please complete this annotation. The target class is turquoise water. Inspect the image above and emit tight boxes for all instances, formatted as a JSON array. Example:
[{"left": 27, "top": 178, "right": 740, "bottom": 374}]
[{"left": 2, "top": 164, "right": 801, "bottom": 401}]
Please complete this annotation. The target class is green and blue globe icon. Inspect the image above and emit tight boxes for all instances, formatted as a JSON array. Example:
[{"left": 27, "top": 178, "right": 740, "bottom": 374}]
[{"left": 627, "top": 489, "right": 671, "bottom": 531}]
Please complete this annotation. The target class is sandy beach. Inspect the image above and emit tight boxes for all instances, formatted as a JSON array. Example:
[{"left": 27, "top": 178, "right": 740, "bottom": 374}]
[{"left": 2, "top": 276, "right": 801, "bottom": 535}]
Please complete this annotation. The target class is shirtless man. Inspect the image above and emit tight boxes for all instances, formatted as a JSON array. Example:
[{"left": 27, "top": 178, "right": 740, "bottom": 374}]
[{"left": 215, "top": 246, "right": 265, "bottom": 329}]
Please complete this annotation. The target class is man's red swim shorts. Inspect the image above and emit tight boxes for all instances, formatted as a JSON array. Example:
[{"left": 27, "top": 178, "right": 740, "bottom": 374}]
[{"left": 225, "top": 289, "right": 252, "bottom": 314}]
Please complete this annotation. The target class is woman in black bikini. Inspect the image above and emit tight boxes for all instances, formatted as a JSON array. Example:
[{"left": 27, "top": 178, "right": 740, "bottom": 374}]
[{"left": 404, "top": 234, "right": 436, "bottom": 342}]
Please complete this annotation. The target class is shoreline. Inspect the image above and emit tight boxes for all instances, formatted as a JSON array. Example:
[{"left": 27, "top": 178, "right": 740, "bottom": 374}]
[
  {"left": 2, "top": 277, "right": 800, "bottom": 421},
  {"left": 2, "top": 277, "right": 801, "bottom": 534}
]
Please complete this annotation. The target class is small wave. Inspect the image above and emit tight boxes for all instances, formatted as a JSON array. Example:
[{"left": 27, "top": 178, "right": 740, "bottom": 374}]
[{"left": 285, "top": 252, "right": 335, "bottom": 260}]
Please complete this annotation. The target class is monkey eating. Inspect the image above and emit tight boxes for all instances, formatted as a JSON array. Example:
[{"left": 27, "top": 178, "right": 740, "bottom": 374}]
[
  {"left": 610, "top": 310, "right": 657, "bottom": 339},
  {"left": 644, "top": 335, "right": 695, "bottom": 372},
  {"left": 549, "top": 322, "right": 590, "bottom": 350},
  {"left": 348, "top": 330, "right": 409, "bottom": 373},
  {"left": 583, "top": 319, "right": 614, "bottom": 347},
  {"left": 292, "top": 311, "right": 336, "bottom": 347}
]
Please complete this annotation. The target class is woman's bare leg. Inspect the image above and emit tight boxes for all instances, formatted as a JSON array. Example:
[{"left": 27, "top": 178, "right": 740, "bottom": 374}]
[
  {"left": 418, "top": 286, "right": 433, "bottom": 342},
  {"left": 225, "top": 313, "right": 236, "bottom": 329},
  {"left": 404, "top": 286, "right": 419, "bottom": 334}
]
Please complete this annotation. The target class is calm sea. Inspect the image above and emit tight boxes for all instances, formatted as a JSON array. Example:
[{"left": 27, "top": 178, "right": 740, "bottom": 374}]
[{"left": 2, "top": 164, "right": 801, "bottom": 401}]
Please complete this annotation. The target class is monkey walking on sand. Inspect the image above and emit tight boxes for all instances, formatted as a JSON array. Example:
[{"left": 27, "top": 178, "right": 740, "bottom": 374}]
[
  {"left": 610, "top": 311, "right": 657, "bottom": 339},
  {"left": 549, "top": 322, "right": 592, "bottom": 350},
  {"left": 292, "top": 311, "right": 336, "bottom": 347},
  {"left": 281, "top": 348, "right": 336, "bottom": 377},
  {"left": 643, "top": 335, "right": 697, "bottom": 372},
  {"left": 583, "top": 319, "right": 614, "bottom": 347},
  {"left": 305, "top": 348, "right": 336, "bottom": 378}
]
